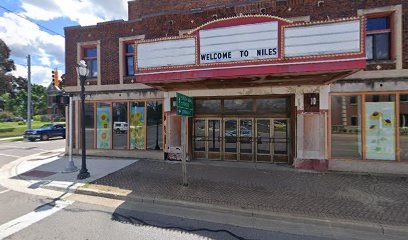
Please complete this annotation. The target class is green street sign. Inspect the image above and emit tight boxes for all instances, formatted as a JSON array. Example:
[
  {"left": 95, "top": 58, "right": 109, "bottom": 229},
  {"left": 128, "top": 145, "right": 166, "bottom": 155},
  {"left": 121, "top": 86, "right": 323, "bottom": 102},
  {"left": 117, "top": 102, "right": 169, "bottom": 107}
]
[{"left": 176, "top": 92, "right": 194, "bottom": 117}]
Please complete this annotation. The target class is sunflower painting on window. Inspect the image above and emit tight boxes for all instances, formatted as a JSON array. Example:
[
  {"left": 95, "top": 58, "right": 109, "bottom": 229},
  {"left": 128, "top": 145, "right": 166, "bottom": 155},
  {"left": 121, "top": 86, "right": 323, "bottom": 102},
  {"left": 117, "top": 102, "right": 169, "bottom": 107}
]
[
  {"left": 97, "top": 106, "right": 111, "bottom": 149},
  {"left": 130, "top": 103, "right": 145, "bottom": 150},
  {"left": 365, "top": 102, "right": 396, "bottom": 160}
]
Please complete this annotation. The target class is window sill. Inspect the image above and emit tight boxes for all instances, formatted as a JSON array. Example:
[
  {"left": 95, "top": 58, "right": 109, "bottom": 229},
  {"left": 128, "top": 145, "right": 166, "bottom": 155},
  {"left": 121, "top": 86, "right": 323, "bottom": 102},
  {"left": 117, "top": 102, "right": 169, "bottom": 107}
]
[{"left": 367, "top": 60, "right": 395, "bottom": 65}]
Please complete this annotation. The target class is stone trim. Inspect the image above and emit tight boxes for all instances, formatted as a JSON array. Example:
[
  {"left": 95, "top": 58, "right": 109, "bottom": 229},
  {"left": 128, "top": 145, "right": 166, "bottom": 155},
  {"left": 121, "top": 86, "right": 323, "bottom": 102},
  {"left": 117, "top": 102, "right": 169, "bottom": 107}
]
[
  {"left": 64, "top": 83, "right": 151, "bottom": 93},
  {"left": 119, "top": 35, "right": 145, "bottom": 84},
  {"left": 357, "top": 4, "right": 403, "bottom": 70}
]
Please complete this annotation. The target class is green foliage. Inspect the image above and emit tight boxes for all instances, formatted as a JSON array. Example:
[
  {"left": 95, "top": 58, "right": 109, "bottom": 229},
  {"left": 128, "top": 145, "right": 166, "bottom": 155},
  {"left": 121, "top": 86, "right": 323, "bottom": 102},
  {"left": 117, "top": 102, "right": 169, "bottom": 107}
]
[
  {"left": 1, "top": 84, "right": 47, "bottom": 118},
  {"left": 17, "top": 121, "right": 25, "bottom": 125},
  {"left": 40, "top": 115, "right": 49, "bottom": 122},
  {"left": 0, "top": 111, "right": 15, "bottom": 121},
  {"left": 33, "top": 115, "right": 41, "bottom": 121}
]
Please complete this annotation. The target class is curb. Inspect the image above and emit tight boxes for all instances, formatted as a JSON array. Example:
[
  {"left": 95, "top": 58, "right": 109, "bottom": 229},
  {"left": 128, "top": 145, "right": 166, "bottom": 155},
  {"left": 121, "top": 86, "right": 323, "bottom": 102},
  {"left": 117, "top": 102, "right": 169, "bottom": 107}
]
[
  {"left": 0, "top": 136, "right": 24, "bottom": 142},
  {"left": 71, "top": 185, "right": 408, "bottom": 236}
]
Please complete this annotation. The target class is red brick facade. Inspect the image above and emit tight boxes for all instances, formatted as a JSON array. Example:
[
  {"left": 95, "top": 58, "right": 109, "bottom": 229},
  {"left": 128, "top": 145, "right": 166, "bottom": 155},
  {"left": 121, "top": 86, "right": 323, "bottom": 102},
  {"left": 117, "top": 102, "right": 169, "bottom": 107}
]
[{"left": 65, "top": 0, "right": 408, "bottom": 87}]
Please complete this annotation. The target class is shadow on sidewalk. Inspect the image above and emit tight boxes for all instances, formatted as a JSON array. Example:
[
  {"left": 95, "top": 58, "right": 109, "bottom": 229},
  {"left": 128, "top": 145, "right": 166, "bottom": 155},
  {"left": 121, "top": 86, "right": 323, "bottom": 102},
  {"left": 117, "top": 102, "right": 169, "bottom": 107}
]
[
  {"left": 10, "top": 155, "right": 137, "bottom": 189},
  {"left": 89, "top": 159, "right": 408, "bottom": 226}
]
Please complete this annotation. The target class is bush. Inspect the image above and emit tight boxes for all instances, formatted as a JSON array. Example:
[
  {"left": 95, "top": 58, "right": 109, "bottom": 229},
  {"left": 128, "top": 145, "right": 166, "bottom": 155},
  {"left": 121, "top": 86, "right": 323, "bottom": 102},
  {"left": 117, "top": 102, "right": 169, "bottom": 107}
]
[
  {"left": 37, "top": 115, "right": 49, "bottom": 122},
  {"left": 0, "top": 111, "right": 15, "bottom": 121},
  {"left": 60, "top": 117, "right": 66, "bottom": 122},
  {"left": 17, "top": 121, "right": 26, "bottom": 125},
  {"left": 33, "top": 115, "right": 42, "bottom": 121}
]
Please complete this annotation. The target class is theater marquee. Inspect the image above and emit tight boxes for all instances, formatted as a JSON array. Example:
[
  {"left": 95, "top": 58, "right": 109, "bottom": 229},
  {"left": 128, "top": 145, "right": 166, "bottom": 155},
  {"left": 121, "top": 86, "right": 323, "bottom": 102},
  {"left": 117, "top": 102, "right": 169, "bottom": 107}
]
[{"left": 134, "top": 15, "right": 366, "bottom": 85}]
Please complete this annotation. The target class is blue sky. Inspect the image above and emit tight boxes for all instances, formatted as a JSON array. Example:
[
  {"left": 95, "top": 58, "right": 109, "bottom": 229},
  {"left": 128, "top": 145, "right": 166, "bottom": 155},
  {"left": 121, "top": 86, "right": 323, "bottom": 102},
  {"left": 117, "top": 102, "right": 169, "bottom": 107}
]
[{"left": 0, "top": 0, "right": 129, "bottom": 86}]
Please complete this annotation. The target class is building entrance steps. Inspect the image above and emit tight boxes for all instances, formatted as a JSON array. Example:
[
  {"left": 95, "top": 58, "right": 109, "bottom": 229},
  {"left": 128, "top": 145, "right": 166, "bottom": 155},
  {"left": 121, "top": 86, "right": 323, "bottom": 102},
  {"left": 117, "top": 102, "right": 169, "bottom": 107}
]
[{"left": 82, "top": 159, "right": 408, "bottom": 226}]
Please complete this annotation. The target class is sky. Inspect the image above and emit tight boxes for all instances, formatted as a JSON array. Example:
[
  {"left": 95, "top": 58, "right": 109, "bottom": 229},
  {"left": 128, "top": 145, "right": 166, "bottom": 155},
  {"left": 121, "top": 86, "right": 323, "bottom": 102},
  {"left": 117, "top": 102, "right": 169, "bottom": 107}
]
[{"left": 0, "top": 0, "right": 129, "bottom": 86}]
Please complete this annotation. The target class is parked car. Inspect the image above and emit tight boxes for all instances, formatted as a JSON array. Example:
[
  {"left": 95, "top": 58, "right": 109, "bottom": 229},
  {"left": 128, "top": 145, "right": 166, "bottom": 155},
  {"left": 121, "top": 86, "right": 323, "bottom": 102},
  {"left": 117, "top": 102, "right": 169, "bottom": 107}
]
[
  {"left": 24, "top": 123, "right": 66, "bottom": 141},
  {"left": 114, "top": 122, "right": 128, "bottom": 133},
  {"left": 5, "top": 117, "right": 25, "bottom": 122}
]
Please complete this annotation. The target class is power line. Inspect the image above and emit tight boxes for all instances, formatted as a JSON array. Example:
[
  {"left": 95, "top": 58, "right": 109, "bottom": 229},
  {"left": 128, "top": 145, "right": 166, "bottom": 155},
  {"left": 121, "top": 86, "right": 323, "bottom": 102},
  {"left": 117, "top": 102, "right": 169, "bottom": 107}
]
[{"left": 0, "top": 4, "right": 65, "bottom": 38}]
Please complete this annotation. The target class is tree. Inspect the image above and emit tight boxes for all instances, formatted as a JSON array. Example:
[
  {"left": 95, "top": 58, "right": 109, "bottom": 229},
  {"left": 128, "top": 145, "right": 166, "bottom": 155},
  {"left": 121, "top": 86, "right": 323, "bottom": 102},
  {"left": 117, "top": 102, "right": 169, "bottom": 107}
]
[
  {"left": 1, "top": 84, "right": 47, "bottom": 118},
  {"left": 0, "top": 39, "right": 27, "bottom": 96},
  {"left": 0, "top": 39, "right": 16, "bottom": 95}
]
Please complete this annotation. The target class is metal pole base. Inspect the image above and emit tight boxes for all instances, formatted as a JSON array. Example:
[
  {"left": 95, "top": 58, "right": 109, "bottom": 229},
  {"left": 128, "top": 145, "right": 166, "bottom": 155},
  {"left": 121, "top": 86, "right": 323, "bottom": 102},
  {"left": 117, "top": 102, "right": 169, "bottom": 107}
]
[
  {"left": 77, "top": 168, "right": 90, "bottom": 180},
  {"left": 63, "top": 161, "right": 78, "bottom": 173}
]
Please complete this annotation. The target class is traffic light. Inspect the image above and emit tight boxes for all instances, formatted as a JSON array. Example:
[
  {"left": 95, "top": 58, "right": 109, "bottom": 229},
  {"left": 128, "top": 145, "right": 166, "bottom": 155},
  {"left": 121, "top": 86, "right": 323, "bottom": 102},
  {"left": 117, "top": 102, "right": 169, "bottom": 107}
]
[{"left": 52, "top": 70, "right": 59, "bottom": 87}]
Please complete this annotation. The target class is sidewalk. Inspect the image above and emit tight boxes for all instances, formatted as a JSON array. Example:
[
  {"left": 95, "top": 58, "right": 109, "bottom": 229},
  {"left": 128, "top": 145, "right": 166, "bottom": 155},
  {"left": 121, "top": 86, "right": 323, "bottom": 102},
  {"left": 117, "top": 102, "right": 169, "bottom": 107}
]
[
  {"left": 80, "top": 159, "right": 408, "bottom": 226},
  {"left": 0, "top": 151, "right": 137, "bottom": 199},
  {"left": 0, "top": 136, "right": 23, "bottom": 141}
]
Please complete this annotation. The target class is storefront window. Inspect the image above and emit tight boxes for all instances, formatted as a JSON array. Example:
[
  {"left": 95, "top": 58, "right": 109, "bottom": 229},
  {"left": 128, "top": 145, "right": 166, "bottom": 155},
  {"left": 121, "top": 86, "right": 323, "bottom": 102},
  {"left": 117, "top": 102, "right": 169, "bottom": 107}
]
[
  {"left": 96, "top": 102, "right": 111, "bottom": 149},
  {"left": 365, "top": 95, "right": 396, "bottom": 160},
  {"left": 84, "top": 103, "right": 94, "bottom": 149},
  {"left": 146, "top": 101, "right": 163, "bottom": 150},
  {"left": 130, "top": 102, "right": 145, "bottom": 150},
  {"left": 400, "top": 94, "right": 408, "bottom": 161},
  {"left": 331, "top": 96, "right": 362, "bottom": 159},
  {"left": 256, "top": 98, "right": 288, "bottom": 113},
  {"left": 112, "top": 102, "right": 128, "bottom": 150},
  {"left": 195, "top": 99, "right": 221, "bottom": 113},
  {"left": 224, "top": 99, "right": 253, "bottom": 113}
]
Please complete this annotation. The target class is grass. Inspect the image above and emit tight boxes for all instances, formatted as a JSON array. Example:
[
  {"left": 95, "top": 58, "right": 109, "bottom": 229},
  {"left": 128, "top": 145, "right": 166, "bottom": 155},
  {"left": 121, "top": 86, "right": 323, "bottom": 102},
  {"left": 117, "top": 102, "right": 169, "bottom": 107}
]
[{"left": 0, "top": 121, "right": 64, "bottom": 139}]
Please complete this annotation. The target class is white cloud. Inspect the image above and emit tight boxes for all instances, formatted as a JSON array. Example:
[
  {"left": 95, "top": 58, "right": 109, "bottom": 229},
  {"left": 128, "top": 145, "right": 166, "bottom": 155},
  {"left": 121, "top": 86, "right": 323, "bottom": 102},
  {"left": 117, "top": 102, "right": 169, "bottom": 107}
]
[
  {"left": 12, "top": 63, "right": 58, "bottom": 87},
  {"left": 1, "top": 0, "right": 129, "bottom": 87},
  {"left": 0, "top": 12, "right": 64, "bottom": 67},
  {"left": 21, "top": 0, "right": 128, "bottom": 26}
]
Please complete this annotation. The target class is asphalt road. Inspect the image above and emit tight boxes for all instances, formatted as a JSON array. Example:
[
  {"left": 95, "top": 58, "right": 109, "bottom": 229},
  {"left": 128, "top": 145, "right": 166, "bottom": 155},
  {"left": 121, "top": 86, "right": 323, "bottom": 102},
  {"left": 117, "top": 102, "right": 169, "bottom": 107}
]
[
  {"left": 0, "top": 138, "right": 66, "bottom": 166},
  {"left": 0, "top": 199, "right": 395, "bottom": 240}
]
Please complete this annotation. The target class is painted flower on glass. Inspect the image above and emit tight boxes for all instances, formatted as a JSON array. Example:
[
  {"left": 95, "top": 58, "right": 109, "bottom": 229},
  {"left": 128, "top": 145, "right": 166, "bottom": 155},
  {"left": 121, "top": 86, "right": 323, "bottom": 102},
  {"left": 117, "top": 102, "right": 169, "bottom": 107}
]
[
  {"left": 100, "top": 112, "right": 109, "bottom": 122},
  {"left": 383, "top": 119, "right": 392, "bottom": 127},
  {"left": 130, "top": 112, "right": 137, "bottom": 123},
  {"left": 370, "top": 111, "right": 382, "bottom": 120},
  {"left": 99, "top": 130, "right": 109, "bottom": 141}
]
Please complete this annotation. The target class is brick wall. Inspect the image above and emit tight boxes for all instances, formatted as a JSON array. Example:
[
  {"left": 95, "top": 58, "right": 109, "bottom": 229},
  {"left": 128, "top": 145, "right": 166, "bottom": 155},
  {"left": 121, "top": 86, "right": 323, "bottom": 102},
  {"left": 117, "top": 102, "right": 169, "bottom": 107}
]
[{"left": 65, "top": 0, "right": 408, "bottom": 87}]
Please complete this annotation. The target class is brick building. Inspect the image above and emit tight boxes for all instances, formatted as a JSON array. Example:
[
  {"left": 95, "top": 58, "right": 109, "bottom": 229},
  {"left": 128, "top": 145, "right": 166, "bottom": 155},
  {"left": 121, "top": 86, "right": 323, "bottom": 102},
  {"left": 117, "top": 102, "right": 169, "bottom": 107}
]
[{"left": 64, "top": 0, "right": 408, "bottom": 174}]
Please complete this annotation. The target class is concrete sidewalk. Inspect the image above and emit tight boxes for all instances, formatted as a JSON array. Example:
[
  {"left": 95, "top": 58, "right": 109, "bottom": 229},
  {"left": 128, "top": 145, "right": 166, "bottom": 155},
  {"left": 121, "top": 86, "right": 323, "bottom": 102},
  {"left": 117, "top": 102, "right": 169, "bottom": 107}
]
[
  {"left": 78, "top": 159, "right": 408, "bottom": 227},
  {"left": 0, "top": 150, "right": 137, "bottom": 199}
]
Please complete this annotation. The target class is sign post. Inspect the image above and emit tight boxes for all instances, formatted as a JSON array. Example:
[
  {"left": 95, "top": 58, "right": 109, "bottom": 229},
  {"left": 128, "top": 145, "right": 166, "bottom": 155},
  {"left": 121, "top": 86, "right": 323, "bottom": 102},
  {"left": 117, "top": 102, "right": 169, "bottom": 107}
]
[{"left": 176, "top": 93, "right": 193, "bottom": 187}]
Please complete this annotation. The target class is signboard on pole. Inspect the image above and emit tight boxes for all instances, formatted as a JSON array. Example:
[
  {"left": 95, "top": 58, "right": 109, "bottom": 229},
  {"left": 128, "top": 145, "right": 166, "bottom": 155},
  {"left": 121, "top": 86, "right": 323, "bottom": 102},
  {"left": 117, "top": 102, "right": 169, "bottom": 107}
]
[{"left": 176, "top": 92, "right": 194, "bottom": 117}]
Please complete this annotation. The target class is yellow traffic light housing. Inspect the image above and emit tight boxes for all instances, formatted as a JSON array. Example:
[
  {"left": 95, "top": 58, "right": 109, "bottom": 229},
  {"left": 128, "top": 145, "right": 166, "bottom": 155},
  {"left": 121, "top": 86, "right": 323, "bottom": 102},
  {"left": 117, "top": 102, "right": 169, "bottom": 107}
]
[{"left": 52, "top": 70, "right": 59, "bottom": 87}]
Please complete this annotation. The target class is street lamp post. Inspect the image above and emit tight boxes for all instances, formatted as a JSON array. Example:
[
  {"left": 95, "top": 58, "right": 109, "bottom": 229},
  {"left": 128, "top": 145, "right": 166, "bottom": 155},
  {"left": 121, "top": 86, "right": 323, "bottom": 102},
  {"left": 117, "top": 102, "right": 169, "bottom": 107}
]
[{"left": 77, "top": 60, "right": 90, "bottom": 180}]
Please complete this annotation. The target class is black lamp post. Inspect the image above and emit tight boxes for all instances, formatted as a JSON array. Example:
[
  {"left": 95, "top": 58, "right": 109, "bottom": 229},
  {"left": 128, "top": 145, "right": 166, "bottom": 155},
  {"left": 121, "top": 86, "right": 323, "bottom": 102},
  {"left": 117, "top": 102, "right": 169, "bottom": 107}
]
[{"left": 77, "top": 60, "right": 90, "bottom": 180}]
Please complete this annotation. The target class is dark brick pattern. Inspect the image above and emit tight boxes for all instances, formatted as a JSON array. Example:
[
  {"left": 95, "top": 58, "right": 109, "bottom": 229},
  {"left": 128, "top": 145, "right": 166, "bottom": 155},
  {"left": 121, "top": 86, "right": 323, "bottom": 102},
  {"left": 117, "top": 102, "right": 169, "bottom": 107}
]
[
  {"left": 93, "top": 160, "right": 408, "bottom": 225},
  {"left": 65, "top": 0, "right": 408, "bottom": 87}
]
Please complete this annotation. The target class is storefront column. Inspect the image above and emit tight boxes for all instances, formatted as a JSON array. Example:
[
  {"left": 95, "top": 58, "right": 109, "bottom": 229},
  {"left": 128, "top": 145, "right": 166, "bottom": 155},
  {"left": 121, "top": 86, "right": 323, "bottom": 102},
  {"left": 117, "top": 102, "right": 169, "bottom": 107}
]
[{"left": 294, "top": 86, "right": 329, "bottom": 171}]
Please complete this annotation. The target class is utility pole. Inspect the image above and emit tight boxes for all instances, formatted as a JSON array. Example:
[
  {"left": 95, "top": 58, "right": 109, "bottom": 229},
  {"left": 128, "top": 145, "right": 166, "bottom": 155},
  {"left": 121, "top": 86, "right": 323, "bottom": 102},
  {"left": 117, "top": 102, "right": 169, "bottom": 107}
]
[
  {"left": 64, "top": 94, "right": 78, "bottom": 173},
  {"left": 27, "top": 55, "right": 32, "bottom": 130}
]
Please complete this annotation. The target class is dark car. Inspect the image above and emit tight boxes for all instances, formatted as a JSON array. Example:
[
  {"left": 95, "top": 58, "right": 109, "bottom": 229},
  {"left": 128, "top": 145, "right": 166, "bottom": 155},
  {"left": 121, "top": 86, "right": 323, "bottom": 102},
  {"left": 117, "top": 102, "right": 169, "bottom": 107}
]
[
  {"left": 6, "top": 117, "right": 25, "bottom": 122},
  {"left": 24, "top": 123, "right": 66, "bottom": 142}
]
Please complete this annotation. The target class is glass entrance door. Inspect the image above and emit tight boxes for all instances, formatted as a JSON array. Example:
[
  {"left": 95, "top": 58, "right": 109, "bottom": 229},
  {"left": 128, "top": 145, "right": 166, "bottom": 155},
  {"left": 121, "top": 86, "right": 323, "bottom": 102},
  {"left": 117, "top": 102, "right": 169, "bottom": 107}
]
[
  {"left": 273, "top": 119, "right": 289, "bottom": 163},
  {"left": 239, "top": 119, "right": 254, "bottom": 161},
  {"left": 193, "top": 119, "right": 206, "bottom": 159},
  {"left": 194, "top": 117, "right": 289, "bottom": 163},
  {"left": 256, "top": 119, "right": 272, "bottom": 162},
  {"left": 224, "top": 119, "right": 238, "bottom": 160},
  {"left": 208, "top": 119, "right": 221, "bottom": 160}
]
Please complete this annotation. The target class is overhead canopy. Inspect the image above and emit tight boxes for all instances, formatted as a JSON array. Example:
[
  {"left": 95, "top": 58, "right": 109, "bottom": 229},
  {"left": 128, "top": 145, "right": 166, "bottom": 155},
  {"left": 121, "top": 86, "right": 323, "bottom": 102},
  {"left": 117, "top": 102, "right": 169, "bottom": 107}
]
[{"left": 134, "top": 15, "right": 366, "bottom": 90}]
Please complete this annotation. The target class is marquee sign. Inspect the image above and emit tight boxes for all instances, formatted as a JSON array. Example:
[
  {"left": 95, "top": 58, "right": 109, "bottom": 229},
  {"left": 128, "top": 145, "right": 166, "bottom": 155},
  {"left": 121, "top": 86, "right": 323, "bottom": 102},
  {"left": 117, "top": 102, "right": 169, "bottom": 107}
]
[
  {"left": 134, "top": 15, "right": 366, "bottom": 83},
  {"left": 199, "top": 21, "right": 278, "bottom": 64}
]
